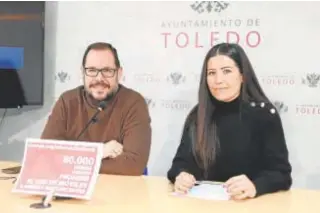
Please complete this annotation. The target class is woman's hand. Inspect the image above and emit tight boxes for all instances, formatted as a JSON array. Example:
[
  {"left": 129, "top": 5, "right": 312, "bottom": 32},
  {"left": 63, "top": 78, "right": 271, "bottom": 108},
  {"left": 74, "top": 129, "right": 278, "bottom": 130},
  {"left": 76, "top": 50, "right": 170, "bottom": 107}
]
[
  {"left": 224, "top": 174, "right": 257, "bottom": 200},
  {"left": 174, "top": 172, "right": 196, "bottom": 194}
]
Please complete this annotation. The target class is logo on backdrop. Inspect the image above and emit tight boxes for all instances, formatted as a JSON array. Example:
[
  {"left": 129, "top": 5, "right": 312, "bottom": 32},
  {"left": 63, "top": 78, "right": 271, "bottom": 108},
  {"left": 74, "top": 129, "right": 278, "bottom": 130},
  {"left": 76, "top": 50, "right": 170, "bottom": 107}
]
[
  {"left": 131, "top": 72, "right": 188, "bottom": 85},
  {"left": 272, "top": 101, "right": 288, "bottom": 114},
  {"left": 161, "top": 99, "right": 193, "bottom": 110},
  {"left": 55, "top": 71, "right": 70, "bottom": 83},
  {"left": 301, "top": 73, "right": 320, "bottom": 88},
  {"left": 145, "top": 98, "right": 156, "bottom": 108},
  {"left": 144, "top": 97, "right": 192, "bottom": 110},
  {"left": 190, "top": 1, "right": 229, "bottom": 13},
  {"left": 134, "top": 73, "right": 161, "bottom": 84},
  {"left": 260, "top": 75, "right": 296, "bottom": 86},
  {"left": 296, "top": 104, "right": 320, "bottom": 115},
  {"left": 167, "top": 72, "right": 186, "bottom": 85},
  {"left": 160, "top": 1, "right": 262, "bottom": 49}
]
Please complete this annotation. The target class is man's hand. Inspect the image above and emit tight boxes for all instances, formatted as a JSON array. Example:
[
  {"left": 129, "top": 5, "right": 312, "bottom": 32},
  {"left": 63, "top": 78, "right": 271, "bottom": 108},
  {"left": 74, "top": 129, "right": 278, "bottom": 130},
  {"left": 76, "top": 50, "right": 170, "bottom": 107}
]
[{"left": 103, "top": 140, "right": 123, "bottom": 159}]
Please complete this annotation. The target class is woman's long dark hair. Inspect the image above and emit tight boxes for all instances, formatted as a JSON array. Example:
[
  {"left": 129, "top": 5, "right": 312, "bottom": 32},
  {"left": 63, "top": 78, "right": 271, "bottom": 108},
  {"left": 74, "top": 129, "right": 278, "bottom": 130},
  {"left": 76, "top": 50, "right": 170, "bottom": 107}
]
[{"left": 191, "top": 43, "right": 271, "bottom": 177}]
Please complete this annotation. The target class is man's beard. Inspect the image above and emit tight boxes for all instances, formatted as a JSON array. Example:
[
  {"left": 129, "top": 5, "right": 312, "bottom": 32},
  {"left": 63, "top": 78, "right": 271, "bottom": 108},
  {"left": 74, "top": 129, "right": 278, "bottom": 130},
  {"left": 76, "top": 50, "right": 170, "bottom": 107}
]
[{"left": 86, "top": 84, "right": 119, "bottom": 102}]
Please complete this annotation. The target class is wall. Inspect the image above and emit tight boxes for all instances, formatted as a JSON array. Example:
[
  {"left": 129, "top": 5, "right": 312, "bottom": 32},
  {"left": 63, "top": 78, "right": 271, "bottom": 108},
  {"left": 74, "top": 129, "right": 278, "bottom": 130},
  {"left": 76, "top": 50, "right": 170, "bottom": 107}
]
[{"left": 1, "top": 1, "right": 320, "bottom": 190}]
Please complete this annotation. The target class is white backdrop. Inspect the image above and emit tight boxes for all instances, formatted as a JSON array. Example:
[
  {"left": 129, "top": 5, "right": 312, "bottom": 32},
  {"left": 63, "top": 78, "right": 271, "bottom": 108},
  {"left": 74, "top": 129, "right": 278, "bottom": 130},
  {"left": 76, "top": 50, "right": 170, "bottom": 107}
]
[{"left": 51, "top": 1, "right": 320, "bottom": 189}]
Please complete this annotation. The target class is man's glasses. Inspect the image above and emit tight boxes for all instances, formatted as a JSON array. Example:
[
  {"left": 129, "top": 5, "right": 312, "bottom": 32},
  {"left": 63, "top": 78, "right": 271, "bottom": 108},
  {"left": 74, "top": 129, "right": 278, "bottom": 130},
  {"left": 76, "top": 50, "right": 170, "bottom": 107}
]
[{"left": 84, "top": 67, "right": 118, "bottom": 78}]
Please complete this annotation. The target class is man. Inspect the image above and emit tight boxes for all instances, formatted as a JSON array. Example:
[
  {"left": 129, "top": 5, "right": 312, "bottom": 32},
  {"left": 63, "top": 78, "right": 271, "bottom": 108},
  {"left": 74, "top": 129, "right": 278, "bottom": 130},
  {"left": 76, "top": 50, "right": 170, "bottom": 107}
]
[{"left": 41, "top": 42, "right": 151, "bottom": 176}]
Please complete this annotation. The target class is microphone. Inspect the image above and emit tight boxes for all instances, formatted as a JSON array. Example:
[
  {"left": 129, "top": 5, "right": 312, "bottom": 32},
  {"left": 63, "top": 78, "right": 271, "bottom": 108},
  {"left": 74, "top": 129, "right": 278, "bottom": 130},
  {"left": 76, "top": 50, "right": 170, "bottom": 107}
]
[
  {"left": 76, "top": 101, "right": 107, "bottom": 140},
  {"left": 53, "top": 101, "right": 107, "bottom": 201},
  {"left": 0, "top": 102, "right": 109, "bottom": 177}
]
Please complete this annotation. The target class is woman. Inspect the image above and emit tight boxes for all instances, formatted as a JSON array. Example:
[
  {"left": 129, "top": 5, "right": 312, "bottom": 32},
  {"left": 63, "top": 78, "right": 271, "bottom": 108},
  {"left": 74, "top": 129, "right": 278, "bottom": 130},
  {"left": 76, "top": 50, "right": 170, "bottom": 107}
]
[{"left": 167, "top": 43, "right": 292, "bottom": 200}]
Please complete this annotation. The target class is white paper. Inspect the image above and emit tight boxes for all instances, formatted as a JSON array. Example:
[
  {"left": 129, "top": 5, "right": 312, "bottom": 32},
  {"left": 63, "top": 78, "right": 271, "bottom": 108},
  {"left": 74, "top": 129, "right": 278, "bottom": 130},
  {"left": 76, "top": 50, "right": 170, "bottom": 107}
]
[{"left": 173, "top": 182, "right": 230, "bottom": 201}]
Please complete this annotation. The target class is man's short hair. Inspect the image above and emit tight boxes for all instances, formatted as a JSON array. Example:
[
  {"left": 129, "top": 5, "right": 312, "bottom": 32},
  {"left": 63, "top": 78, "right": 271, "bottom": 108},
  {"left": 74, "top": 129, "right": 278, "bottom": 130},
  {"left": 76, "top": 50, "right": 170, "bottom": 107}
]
[{"left": 82, "top": 42, "right": 121, "bottom": 68}]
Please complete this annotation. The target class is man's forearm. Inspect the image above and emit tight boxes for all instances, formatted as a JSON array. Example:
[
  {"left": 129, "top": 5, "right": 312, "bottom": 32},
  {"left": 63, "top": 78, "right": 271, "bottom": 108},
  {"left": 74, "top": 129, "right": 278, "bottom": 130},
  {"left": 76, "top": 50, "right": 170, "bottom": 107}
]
[{"left": 99, "top": 152, "right": 147, "bottom": 176}]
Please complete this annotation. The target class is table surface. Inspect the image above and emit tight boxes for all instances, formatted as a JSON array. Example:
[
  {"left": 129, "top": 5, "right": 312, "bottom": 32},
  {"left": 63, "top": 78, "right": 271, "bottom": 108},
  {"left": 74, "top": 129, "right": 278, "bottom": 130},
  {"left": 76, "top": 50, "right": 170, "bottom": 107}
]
[{"left": 1, "top": 161, "right": 320, "bottom": 213}]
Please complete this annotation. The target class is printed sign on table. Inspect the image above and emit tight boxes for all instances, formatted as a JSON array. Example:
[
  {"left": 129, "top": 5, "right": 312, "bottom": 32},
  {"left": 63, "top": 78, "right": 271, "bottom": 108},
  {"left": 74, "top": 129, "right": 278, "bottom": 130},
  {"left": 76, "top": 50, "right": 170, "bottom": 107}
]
[{"left": 12, "top": 138, "right": 103, "bottom": 200}]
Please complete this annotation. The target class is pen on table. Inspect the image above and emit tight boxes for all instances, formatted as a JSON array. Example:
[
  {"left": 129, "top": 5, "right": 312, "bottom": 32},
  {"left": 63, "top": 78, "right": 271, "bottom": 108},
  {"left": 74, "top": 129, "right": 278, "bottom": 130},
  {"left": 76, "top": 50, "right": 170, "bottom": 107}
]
[{"left": 194, "top": 181, "right": 223, "bottom": 186}]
